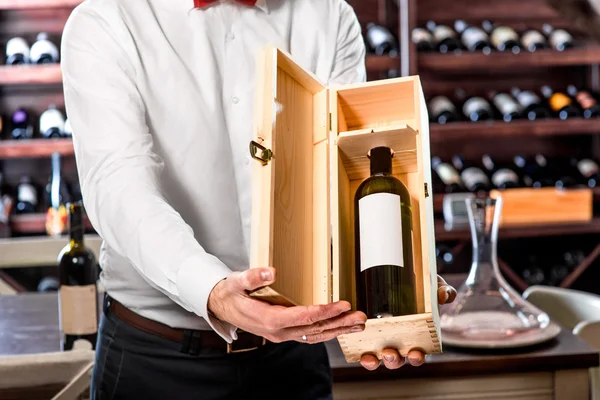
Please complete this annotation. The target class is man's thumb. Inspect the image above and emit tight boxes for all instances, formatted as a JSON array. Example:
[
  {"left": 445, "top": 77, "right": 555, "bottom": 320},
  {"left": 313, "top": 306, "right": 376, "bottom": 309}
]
[{"left": 239, "top": 267, "right": 276, "bottom": 291}]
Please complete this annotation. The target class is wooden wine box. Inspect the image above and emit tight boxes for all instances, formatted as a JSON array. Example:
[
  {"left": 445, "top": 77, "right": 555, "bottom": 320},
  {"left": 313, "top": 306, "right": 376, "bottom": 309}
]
[{"left": 248, "top": 46, "right": 440, "bottom": 363}]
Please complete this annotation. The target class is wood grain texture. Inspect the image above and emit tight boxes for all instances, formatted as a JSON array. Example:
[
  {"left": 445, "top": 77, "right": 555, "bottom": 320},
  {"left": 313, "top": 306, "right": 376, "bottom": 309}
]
[
  {"left": 0, "top": 65, "right": 62, "bottom": 85},
  {"left": 554, "top": 369, "right": 590, "bottom": 400},
  {"left": 0, "top": 139, "right": 73, "bottom": 159}
]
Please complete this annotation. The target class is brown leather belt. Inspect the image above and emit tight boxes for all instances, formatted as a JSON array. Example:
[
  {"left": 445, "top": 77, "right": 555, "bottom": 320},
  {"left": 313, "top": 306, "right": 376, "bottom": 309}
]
[{"left": 107, "top": 296, "right": 267, "bottom": 354}]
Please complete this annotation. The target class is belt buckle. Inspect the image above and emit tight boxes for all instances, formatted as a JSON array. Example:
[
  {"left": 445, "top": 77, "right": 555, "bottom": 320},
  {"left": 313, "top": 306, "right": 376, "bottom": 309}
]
[{"left": 226, "top": 337, "right": 267, "bottom": 354}]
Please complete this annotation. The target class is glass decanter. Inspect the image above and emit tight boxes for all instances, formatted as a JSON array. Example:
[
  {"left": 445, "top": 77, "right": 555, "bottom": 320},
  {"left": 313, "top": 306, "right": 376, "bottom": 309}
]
[{"left": 440, "top": 196, "right": 550, "bottom": 342}]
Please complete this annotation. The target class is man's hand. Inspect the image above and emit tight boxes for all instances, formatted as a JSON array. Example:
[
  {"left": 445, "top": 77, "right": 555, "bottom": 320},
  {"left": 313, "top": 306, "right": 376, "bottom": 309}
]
[
  {"left": 208, "top": 267, "right": 368, "bottom": 344},
  {"left": 359, "top": 275, "right": 457, "bottom": 371}
]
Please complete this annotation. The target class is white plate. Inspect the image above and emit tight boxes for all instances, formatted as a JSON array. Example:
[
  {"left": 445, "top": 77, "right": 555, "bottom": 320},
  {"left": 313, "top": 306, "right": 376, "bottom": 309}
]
[{"left": 442, "top": 321, "right": 562, "bottom": 349}]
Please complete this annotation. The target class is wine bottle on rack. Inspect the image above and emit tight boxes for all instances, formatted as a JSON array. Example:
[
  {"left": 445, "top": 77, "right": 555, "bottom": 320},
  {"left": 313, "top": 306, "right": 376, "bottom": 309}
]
[
  {"left": 432, "top": 156, "right": 464, "bottom": 193},
  {"left": 482, "top": 20, "right": 521, "bottom": 54},
  {"left": 58, "top": 202, "right": 99, "bottom": 351},
  {"left": 489, "top": 91, "right": 522, "bottom": 122},
  {"left": 436, "top": 244, "right": 454, "bottom": 272},
  {"left": 16, "top": 176, "right": 38, "bottom": 214},
  {"left": 426, "top": 20, "right": 462, "bottom": 54},
  {"left": 38, "top": 276, "right": 60, "bottom": 292},
  {"left": 452, "top": 154, "right": 491, "bottom": 192},
  {"left": 63, "top": 118, "right": 72, "bottom": 137},
  {"left": 519, "top": 154, "right": 556, "bottom": 188},
  {"left": 521, "top": 29, "right": 549, "bottom": 52},
  {"left": 542, "top": 24, "right": 574, "bottom": 52},
  {"left": 482, "top": 154, "right": 520, "bottom": 190},
  {"left": 30, "top": 33, "right": 59, "bottom": 64},
  {"left": 11, "top": 109, "right": 34, "bottom": 140},
  {"left": 40, "top": 105, "right": 66, "bottom": 139},
  {"left": 454, "top": 20, "right": 491, "bottom": 53},
  {"left": 541, "top": 85, "right": 581, "bottom": 120},
  {"left": 428, "top": 95, "right": 459, "bottom": 124},
  {"left": 511, "top": 87, "right": 552, "bottom": 120},
  {"left": 5, "top": 37, "right": 30, "bottom": 65},
  {"left": 354, "top": 147, "right": 417, "bottom": 319},
  {"left": 458, "top": 91, "right": 493, "bottom": 122},
  {"left": 412, "top": 27, "right": 435, "bottom": 52},
  {"left": 566, "top": 85, "right": 600, "bottom": 119},
  {"left": 365, "top": 23, "right": 399, "bottom": 57},
  {"left": 550, "top": 157, "right": 580, "bottom": 189},
  {"left": 571, "top": 157, "right": 600, "bottom": 188}
]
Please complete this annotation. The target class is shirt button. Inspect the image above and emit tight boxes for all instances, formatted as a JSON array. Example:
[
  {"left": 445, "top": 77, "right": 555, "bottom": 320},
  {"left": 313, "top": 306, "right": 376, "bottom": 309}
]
[{"left": 232, "top": 97, "right": 240, "bottom": 104}]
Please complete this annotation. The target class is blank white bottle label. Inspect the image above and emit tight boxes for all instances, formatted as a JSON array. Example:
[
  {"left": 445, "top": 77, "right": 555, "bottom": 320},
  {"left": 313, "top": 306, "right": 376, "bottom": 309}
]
[
  {"left": 550, "top": 30, "right": 573, "bottom": 48},
  {"left": 491, "top": 27, "right": 519, "bottom": 48},
  {"left": 435, "top": 163, "right": 461, "bottom": 185},
  {"left": 30, "top": 39, "right": 59, "bottom": 63},
  {"left": 492, "top": 169, "right": 519, "bottom": 187},
  {"left": 493, "top": 93, "right": 522, "bottom": 115},
  {"left": 59, "top": 284, "right": 98, "bottom": 335},
  {"left": 463, "top": 97, "right": 492, "bottom": 117},
  {"left": 6, "top": 37, "right": 30, "bottom": 58},
  {"left": 412, "top": 28, "right": 434, "bottom": 44},
  {"left": 40, "top": 108, "right": 66, "bottom": 136},
  {"left": 429, "top": 96, "right": 456, "bottom": 117},
  {"left": 578, "top": 160, "right": 599, "bottom": 177},
  {"left": 521, "top": 30, "right": 547, "bottom": 49},
  {"left": 433, "top": 25, "right": 457, "bottom": 42},
  {"left": 461, "top": 167, "right": 490, "bottom": 191},
  {"left": 462, "top": 27, "right": 489, "bottom": 48},
  {"left": 516, "top": 91, "right": 541, "bottom": 108},
  {"left": 18, "top": 183, "right": 37, "bottom": 205},
  {"left": 359, "top": 193, "right": 403, "bottom": 272}
]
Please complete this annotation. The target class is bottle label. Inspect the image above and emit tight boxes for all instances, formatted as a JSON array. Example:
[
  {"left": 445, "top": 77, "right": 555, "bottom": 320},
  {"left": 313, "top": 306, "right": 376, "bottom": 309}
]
[
  {"left": 40, "top": 108, "right": 66, "bottom": 137},
  {"left": 18, "top": 183, "right": 37, "bottom": 205},
  {"left": 521, "top": 30, "right": 546, "bottom": 49},
  {"left": 358, "top": 193, "right": 404, "bottom": 271},
  {"left": 462, "top": 27, "right": 489, "bottom": 49},
  {"left": 550, "top": 29, "right": 573, "bottom": 48},
  {"left": 491, "top": 26, "right": 519, "bottom": 48},
  {"left": 433, "top": 25, "right": 457, "bottom": 42},
  {"left": 429, "top": 96, "right": 456, "bottom": 117},
  {"left": 516, "top": 91, "right": 541, "bottom": 108},
  {"left": 412, "top": 28, "right": 434, "bottom": 44},
  {"left": 461, "top": 167, "right": 490, "bottom": 191},
  {"left": 576, "top": 91, "right": 598, "bottom": 109},
  {"left": 30, "top": 39, "right": 60, "bottom": 63},
  {"left": 492, "top": 169, "right": 519, "bottom": 187},
  {"left": 578, "top": 159, "right": 600, "bottom": 178},
  {"left": 59, "top": 284, "right": 98, "bottom": 335},
  {"left": 6, "top": 37, "right": 30, "bottom": 58},
  {"left": 493, "top": 93, "right": 522, "bottom": 115},
  {"left": 549, "top": 93, "right": 572, "bottom": 112},
  {"left": 462, "top": 97, "right": 492, "bottom": 117},
  {"left": 435, "top": 163, "right": 461, "bottom": 185}
]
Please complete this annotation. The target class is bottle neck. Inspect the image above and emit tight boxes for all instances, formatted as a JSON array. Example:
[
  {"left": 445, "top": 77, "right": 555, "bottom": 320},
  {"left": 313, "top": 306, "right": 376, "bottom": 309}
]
[
  {"left": 69, "top": 206, "right": 84, "bottom": 248},
  {"left": 369, "top": 147, "right": 393, "bottom": 176}
]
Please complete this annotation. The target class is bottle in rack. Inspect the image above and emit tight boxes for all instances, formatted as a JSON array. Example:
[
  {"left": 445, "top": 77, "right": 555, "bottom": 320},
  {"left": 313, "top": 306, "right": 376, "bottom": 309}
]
[
  {"left": 571, "top": 157, "right": 600, "bottom": 188},
  {"left": 511, "top": 87, "right": 552, "bottom": 121},
  {"left": 452, "top": 155, "right": 491, "bottom": 193},
  {"left": 542, "top": 24, "right": 574, "bottom": 52},
  {"left": 454, "top": 20, "right": 491, "bottom": 54},
  {"left": 58, "top": 202, "right": 99, "bottom": 351},
  {"left": 5, "top": 37, "right": 30, "bottom": 65},
  {"left": 489, "top": 91, "right": 522, "bottom": 122},
  {"left": 40, "top": 105, "right": 66, "bottom": 139},
  {"left": 365, "top": 23, "right": 399, "bottom": 57},
  {"left": 432, "top": 156, "right": 464, "bottom": 193},
  {"left": 30, "top": 33, "right": 59, "bottom": 64},
  {"left": 436, "top": 244, "right": 455, "bottom": 272},
  {"left": 16, "top": 176, "right": 38, "bottom": 214},
  {"left": 541, "top": 85, "right": 581, "bottom": 120},
  {"left": 482, "top": 154, "right": 520, "bottom": 189},
  {"left": 521, "top": 28, "right": 549, "bottom": 52},
  {"left": 354, "top": 147, "right": 417, "bottom": 319},
  {"left": 412, "top": 27, "right": 436, "bottom": 52},
  {"left": 566, "top": 85, "right": 600, "bottom": 119},
  {"left": 38, "top": 276, "right": 60, "bottom": 292},
  {"left": 11, "top": 108, "right": 34, "bottom": 140},
  {"left": 426, "top": 20, "right": 462, "bottom": 54},
  {"left": 457, "top": 90, "right": 493, "bottom": 122},
  {"left": 482, "top": 20, "right": 521, "bottom": 54},
  {"left": 520, "top": 154, "right": 556, "bottom": 188},
  {"left": 428, "top": 95, "right": 459, "bottom": 124}
]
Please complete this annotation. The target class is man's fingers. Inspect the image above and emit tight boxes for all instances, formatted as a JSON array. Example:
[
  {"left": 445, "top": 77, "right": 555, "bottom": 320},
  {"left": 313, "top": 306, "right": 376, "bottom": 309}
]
[
  {"left": 381, "top": 348, "right": 405, "bottom": 370},
  {"left": 360, "top": 354, "right": 380, "bottom": 371},
  {"left": 407, "top": 349, "right": 426, "bottom": 367},
  {"left": 236, "top": 267, "right": 277, "bottom": 292},
  {"left": 437, "top": 275, "right": 457, "bottom": 305},
  {"left": 277, "top": 301, "right": 354, "bottom": 328},
  {"left": 283, "top": 311, "right": 367, "bottom": 337}
]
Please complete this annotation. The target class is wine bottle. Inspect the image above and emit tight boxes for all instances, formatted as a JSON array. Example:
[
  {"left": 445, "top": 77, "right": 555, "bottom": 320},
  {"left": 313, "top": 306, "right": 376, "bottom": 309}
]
[
  {"left": 511, "top": 87, "right": 552, "bottom": 120},
  {"left": 11, "top": 108, "right": 34, "bottom": 140},
  {"left": 521, "top": 29, "right": 549, "bottom": 52},
  {"left": 40, "top": 105, "right": 66, "bottom": 139},
  {"left": 482, "top": 20, "right": 521, "bottom": 54},
  {"left": 489, "top": 91, "right": 522, "bottom": 122},
  {"left": 541, "top": 85, "right": 580, "bottom": 120},
  {"left": 542, "top": 24, "right": 574, "bottom": 52},
  {"left": 426, "top": 20, "right": 462, "bottom": 54},
  {"left": 482, "top": 154, "right": 520, "bottom": 189},
  {"left": 567, "top": 85, "right": 600, "bottom": 119},
  {"left": 428, "top": 95, "right": 459, "bottom": 124},
  {"left": 354, "top": 147, "right": 417, "bottom": 319},
  {"left": 551, "top": 157, "right": 580, "bottom": 189},
  {"left": 454, "top": 20, "right": 492, "bottom": 53},
  {"left": 526, "top": 154, "right": 556, "bottom": 188},
  {"left": 29, "top": 33, "right": 59, "bottom": 64},
  {"left": 412, "top": 27, "right": 435, "bottom": 52},
  {"left": 460, "top": 93, "right": 494, "bottom": 122},
  {"left": 16, "top": 176, "right": 38, "bottom": 214},
  {"left": 365, "top": 23, "right": 399, "bottom": 57},
  {"left": 38, "top": 276, "right": 60, "bottom": 292},
  {"left": 5, "top": 37, "right": 30, "bottom": 65},
  {"left": 58, "top": 202, "right": 99, "bottom": 351},
  {"left": 572, "top": 157, "right": 600, "bottom": 188},
  {"left": 432, "top": 156, "right": 464, "bottom": 193},
  {"left": 452, "top": 155, "right": 491, "bottom": 192},
  {"left": 436, "top": 245, "right": 455, "bottom": 266}
]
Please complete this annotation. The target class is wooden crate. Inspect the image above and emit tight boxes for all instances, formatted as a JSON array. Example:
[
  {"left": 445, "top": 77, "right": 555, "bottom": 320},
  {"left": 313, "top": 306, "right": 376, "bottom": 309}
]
[{"left": 249, "top": 45, "right": 439, "bottom": 363}]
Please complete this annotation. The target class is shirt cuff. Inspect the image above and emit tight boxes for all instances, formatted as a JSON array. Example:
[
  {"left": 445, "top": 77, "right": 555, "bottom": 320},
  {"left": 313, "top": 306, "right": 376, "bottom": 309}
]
[{"left": 177, "top": 254, "right": 238, "bottom": 343}]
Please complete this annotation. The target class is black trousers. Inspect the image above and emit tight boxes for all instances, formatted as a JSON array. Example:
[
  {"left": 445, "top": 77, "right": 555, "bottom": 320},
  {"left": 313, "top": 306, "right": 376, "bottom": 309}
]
[{"left": 91, "top": 296, "right": 334, "bottom": 400}]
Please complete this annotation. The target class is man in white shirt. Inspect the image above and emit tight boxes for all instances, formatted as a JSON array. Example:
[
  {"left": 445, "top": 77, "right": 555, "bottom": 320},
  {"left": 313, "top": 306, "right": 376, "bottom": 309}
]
[{"left": 62, "top": 0, "right": 456, "bottom": 398}]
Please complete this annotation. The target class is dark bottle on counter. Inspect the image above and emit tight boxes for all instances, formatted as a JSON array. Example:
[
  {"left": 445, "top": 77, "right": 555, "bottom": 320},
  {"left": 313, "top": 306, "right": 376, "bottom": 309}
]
[
  {"left": 541, "top": 85, "right": 581, "bottom": 120},
  {"left": 482, "top": 154, "right": 520, "bottom": 190},
  {"left": 452, "top": 154, "right": 491, "bottom": 192},
  {"left": 543, "top": 24, "right": 575, "bottom": 52},
  {"left": 432, "top": 156, "right": 464, "bottom": 193},
  {"left": 426, "top": 20, "right": 462, "bottom": 54},
  {"left": 482, "top": 20, "right": 521, "bottom": 54},
  {"left": 5, "top": 37, "right": 30, "bottom": 65},
  {"left": 571, "top": 157, "right": 600, "bottom": 188},
  {"left": 412, "top": 27, "right": 436, "bottom": 52},
  {"left": 11, "top": 108, "right": 34, "bottom": 140},
  {"left": 458, "top": 90, "right": 494, "bottom": 122},
  {"left": 454, "top": 19, "right": 492, "bottom": 53},
  {"left": 30, "top": 32, "right": 59, "bottom": 64},
  {"left": 16, "top": 176, "right": 38, "bottom": 214},
  {"left": 511, "top": 87, "right": 551, "bottom": 121},
  {"left": 365, "top": 23, "right": 399, "bottom": 57},
  {"left": 428, "top": 95, "right": 459, "bottom": 124},
  {"left": 521, "top": 29, "right": 549, "bottom": 52},
  {"left": 58, "top": 202, "right": 99, "bottom": 351},
  {"left": 567, "top": 85, "right": 600, "bottom": 119},
  {"left": 489, "top": 91, "right": 522, "bottom": 122}
]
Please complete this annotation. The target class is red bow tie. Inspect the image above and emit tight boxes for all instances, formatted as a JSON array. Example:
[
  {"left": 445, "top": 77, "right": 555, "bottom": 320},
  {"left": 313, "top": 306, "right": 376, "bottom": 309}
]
[{"left": 194, "top": 0, "right": 257, "bottom": 7}]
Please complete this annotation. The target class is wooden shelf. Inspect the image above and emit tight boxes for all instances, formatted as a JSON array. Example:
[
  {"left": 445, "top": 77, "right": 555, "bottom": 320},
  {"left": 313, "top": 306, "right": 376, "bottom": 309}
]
[
  {"left": 0, "top": 138, "right": 73, "bottom": 159},
  {"left": 0, "top": 64, "right": 62, "bottom": 85},
  {"left": 430, "top": 118, "right": 600, "bottom": 143},
  {"left": 365, "top": 55, "right": 399, "bottom": 72},
  {"left": 418, "top": 46, "right": 600, "bottom": 72},
  {"left": 10, "top": 213, "right": 92, "bottom": 235},
  {"left": 0, "top": 0, "right": 81, "bottom": 9}
]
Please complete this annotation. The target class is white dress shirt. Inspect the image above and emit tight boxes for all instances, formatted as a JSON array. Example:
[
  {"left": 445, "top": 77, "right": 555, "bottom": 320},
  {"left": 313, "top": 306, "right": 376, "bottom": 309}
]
[{"left": 61, "top": 0, "right": 366, "bottom": 342}]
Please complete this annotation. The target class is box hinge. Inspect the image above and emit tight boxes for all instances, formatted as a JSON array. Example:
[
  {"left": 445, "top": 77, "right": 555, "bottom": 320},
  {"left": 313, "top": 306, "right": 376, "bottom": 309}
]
[
  {"left": 424, "top": 183, "right": 429, "bottom": 198},
  {"left": 249, "top": 140, "right": 273, "bottom": 166}
]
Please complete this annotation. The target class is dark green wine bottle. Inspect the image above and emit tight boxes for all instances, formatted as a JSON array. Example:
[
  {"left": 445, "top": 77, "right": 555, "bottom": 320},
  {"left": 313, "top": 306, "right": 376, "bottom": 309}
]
[
  {"left": 58, "top": 202, "right": 99, "bottom": 351},
  {"left": 354, "top": 146, "right": 417, "bottom": 319}
]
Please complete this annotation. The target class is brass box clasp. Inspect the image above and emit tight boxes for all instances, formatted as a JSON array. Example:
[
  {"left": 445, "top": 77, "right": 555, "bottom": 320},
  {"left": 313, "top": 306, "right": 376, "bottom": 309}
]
[{"left": 249, "top": 140, "right": 273, "bottom": 165}]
